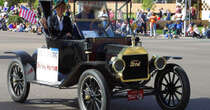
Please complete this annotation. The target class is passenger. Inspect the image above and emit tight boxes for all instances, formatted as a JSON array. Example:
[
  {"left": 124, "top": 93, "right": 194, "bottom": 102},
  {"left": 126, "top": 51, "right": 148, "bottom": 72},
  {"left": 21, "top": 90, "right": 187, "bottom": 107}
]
[
  {"left": 76, "top": 1, "right": 96, "bottom": 19},
  {"left": 41, "top": 0, "right": 74, "bottom": 39}
]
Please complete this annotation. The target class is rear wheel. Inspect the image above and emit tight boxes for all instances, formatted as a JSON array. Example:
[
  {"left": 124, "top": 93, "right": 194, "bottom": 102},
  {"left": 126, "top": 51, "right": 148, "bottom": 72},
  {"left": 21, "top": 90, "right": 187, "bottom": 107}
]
[
  {"left": 78, "top": 69, "right": 110, "bottom": 110},
  {"left": 7, "top": 59, "right": 30, "bottom": 103},
  {"left": 155, "top": 64, "right": 190, "bottom": 110}
]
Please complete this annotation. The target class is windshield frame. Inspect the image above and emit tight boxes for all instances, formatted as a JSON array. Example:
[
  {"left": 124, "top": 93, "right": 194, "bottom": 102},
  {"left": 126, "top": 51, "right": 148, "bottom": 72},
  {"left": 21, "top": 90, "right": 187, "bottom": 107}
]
[{"left": 71, "top": 0, "right": 134, "bottom": 38}]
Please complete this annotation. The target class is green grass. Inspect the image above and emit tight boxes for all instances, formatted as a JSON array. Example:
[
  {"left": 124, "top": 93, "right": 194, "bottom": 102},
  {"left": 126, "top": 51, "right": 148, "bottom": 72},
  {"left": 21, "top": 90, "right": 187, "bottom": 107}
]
[
  {"left": 156, "top": 27, "right": 204, "bottom": 35},
  {"left": 156, "top": 29, "right": 163, "bottom": 35}
]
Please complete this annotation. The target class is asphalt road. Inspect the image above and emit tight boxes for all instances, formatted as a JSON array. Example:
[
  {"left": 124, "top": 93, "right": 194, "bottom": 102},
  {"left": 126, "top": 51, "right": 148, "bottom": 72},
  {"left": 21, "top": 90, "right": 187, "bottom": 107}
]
[{"left": 0, "top": 31, "right": 210, "bottom": 110}]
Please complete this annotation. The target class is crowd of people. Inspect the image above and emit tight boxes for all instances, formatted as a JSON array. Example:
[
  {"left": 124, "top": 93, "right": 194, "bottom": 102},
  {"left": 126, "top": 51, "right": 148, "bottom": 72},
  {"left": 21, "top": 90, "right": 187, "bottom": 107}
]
[
  {"left": 0, "top": 2, "right": 209, "bottom": 39},
  {"left": 120, "top": 4, "right": 209, "bottom": 39},
  {"left": 0, "top": 4, "right": 42, "bottom": 34}
]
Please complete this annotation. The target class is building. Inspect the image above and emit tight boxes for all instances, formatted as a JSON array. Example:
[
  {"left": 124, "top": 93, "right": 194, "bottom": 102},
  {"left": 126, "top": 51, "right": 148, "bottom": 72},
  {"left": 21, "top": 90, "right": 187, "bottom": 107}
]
[{"left": 153, "top": 0, "right": 209, "bottom": 20}]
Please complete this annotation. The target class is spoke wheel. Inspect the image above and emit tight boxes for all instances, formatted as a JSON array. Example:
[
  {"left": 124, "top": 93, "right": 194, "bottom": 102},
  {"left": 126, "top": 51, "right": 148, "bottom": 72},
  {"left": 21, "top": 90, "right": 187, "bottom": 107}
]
[
  {"left": 155, "top": 64, "right": 190, "bottom": 110},
  {"left": 7, "top": 59, "right": 30, "bottom": 103},
  {"left": 78, "top": 69, "right": 110, "bottom": 110}
]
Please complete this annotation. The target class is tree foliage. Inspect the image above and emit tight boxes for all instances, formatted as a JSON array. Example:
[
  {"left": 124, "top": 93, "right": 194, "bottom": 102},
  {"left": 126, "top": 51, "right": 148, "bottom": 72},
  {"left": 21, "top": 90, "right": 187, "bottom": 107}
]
[
  {"left": 133, "top": 0, "right": 142, "bottom": 3},
  {"left": 6, "top": 0, "right": 36, "bottom": 8},
  {"left": 0, "top": 0, "right": 4, "bottom": 6},
  {"left": 8, "top": 15, "right": 23, "bottom": 24},
  {"left": 33, "top": 0, "right": 39, "bottom": 9},
  {"left": 27, "top": 0, "right": 36, "bottom": 9},
  {"left": 142, "top": 0, "right": 154, "bottom": 10}
]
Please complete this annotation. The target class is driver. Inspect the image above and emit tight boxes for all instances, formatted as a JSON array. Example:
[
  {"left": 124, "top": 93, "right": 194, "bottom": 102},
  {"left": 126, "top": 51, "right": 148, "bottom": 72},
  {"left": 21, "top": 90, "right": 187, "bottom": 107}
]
[{"left": 42, "top": 0, "right": 73, "bottom": 39}]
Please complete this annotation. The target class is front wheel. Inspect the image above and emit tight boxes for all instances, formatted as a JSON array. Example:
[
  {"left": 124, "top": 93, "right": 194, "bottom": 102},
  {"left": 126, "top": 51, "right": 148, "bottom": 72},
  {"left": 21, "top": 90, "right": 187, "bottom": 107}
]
[
  {"left": 155, "top": 64, "right": 190, "bottom": 110},
  {"left": 7, "top": 59, "right": 30, "bottom": 103},
  {"left": 78, "top": 69, "right": 110, "bottom": 110}
]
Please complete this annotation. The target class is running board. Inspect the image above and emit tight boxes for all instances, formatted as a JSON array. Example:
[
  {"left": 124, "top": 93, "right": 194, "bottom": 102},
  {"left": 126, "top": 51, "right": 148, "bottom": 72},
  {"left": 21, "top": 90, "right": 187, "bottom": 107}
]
[
  {"left": 30, "top": 80, "right": 77, "bottom": 89},
  {"left": 30, "top": 80, "right": 61, "bottom": 88}
]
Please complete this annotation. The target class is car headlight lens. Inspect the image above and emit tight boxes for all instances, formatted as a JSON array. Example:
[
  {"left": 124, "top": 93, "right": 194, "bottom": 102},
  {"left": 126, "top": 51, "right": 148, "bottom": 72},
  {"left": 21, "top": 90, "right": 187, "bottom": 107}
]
[
  {"left": 154, "top": 57, "right": 166, "bottom": 70},
  {"left": 111, "top": 57, "right": 126, "bottom": 73}
]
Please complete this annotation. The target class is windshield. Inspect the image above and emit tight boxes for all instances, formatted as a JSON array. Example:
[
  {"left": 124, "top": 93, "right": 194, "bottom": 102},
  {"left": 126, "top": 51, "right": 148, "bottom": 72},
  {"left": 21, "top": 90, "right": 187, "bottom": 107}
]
[{"left": 73, "top": 1, "right": 130, "bottom": 38}]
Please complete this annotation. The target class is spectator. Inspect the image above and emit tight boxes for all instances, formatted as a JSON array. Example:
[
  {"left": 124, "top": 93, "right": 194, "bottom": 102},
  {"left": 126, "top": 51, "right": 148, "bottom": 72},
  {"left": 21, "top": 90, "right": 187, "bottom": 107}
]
[
  {"left": 176, "top": 20, "right": 182, "bottom": 37},
  {"left": 99, "top": 9, "right": 108, "bottom": 18},
  {"left": 117, "top": 9, "right": 123, "bottom": 23},
  {"left": 175, "top": 10, "right": 182, "bottom": 21},
  {"left": 140, "top": 11, "right": 147, "bottom": 35},
  {"left": 166, "top": 9, "right": 171, "bottom": 21},
  {"left": 193, "top": 25, "right": 201, "bottom": 38},
  {"left": 202, "top": 25, "right": 208, "bottom": 38},
  {"left": 147, "top": 8, "right": 152, "bottom": 20},
  {"left": 158, "top": 8, "right": 163, "bottom": 19},
  {"left": 136, "top": 9, "right": 140, "bottom": 20},
  {"left": 149, "top": 12, "right": 157, "bottom": 37},
  {"left": 176, "top": 4, "right": 182, "bottom": 14},
  {"left": 163, "top": 21, "right": 170, "bottom": 34},
  {"left": 190, "top": 6, "right": 196, "bottom": 19},
  {"left": 121, "top": 20, "right": 127, "bottom": 33},
  {"left": 109, "top": 9, "right": 114, "bottom": 21},
  {"left": 187, "top": 24, "right": 194, "bottom": 37},
  {"left": 168, "top": 21, "right": 177, "bottom": 38}
]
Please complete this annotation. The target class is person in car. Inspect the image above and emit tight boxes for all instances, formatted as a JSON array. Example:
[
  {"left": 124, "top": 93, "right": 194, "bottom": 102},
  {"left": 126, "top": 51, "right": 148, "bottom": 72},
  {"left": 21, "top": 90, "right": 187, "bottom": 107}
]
[
  {"left": 41, "top": 0, "right": 73, "bottom": 39},
  {"left": 76, "top": 1, "right": 96, "bottom": 19}
]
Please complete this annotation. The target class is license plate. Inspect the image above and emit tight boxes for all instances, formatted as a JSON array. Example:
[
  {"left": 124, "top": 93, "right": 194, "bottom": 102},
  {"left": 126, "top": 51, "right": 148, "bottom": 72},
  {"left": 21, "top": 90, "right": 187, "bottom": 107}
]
[{"left": 127, "top": 89, "right": 144, "bottom": 101}]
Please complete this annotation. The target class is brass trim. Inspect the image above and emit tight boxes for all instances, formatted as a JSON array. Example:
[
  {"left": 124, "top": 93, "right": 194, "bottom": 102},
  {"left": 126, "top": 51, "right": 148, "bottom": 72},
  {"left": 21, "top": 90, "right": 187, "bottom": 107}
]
[
  {"left": 111, "top": 57, "right": 126, "bottom": 73},
  {"left": 154, "top": 56, "right": 167, "bottom": 70},
  {"left": 115, "top": 46, "right": 150, "bottom": 82}
]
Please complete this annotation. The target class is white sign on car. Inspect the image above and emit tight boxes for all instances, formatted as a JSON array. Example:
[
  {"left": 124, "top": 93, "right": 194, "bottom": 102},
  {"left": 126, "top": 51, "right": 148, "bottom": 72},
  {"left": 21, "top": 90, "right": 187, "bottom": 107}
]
[{"left": 36, "top": 48, "right": 59, "bottom": 82}]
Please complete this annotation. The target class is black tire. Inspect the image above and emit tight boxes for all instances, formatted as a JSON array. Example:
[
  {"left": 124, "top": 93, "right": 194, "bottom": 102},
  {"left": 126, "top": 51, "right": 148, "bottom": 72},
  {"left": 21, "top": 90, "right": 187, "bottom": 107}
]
[
  {"left": 155, "top": 64, "right": 190, "bottom": 110},
  {"left": 78, "top": 69, "right": 110, "bottom": 110},
  {"left": 7, "top": 59, "right": 30, "bottom": 103}
]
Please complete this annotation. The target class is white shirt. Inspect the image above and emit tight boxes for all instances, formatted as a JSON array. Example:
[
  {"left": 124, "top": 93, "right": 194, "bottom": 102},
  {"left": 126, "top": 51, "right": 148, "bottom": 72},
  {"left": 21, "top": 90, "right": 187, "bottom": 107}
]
[
  {"left": 175, "top": 13, "right": 182, "bottom": 21},
  {"left": 194, "top": 27, "right": 200, "bottom": 34},
  {"left": 57, "top": 15, "right": 64, "bottom": 31}
]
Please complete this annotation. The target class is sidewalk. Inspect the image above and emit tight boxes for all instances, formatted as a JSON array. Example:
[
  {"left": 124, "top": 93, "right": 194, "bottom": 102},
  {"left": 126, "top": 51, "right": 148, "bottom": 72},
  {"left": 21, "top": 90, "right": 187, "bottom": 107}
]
[{"left": 137, "top": 34, "right": 210, "bottom": 40}]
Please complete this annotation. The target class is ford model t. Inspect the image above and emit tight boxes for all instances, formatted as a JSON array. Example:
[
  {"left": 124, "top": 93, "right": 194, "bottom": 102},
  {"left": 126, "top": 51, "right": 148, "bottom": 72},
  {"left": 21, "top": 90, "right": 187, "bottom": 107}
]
[{"left": 5, "top": 0, "right": 190, "bottom": 110}]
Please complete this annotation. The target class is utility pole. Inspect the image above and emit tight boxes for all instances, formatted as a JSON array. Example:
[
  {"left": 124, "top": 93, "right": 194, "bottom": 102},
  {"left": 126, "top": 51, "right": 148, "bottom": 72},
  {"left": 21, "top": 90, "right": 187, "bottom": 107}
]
[{"left": 184, "top": 0, "right": 187, "bottom": 37}]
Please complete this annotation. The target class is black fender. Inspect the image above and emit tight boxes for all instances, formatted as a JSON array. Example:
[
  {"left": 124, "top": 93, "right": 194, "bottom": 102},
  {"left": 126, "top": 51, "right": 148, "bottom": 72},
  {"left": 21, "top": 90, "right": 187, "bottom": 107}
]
[
  {"left": 5, "top": 51, "right": 36, "bottom": 81},
  {"left": 163, "top": 56, "right": 183, "bottom": 61},
  {"left": 5, "top": 51, "right": 35, "bottom": 66},
  {"left": 60, "top": 61, "right": 114, "bottom": 88}
]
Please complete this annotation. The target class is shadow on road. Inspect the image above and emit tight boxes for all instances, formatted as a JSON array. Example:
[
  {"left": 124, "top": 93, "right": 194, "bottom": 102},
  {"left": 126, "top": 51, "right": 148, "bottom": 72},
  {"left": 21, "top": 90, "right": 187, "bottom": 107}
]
[
  {"left": 0, "top": 55, "right": 16, "bottom": 59},
  {"left": 0, "top": 98, "right": 78, "bottom": 110},
  {"left": 187, "top": 98, "right": 210, "bottom": 110},
  {"left": 0, "top": 97, "right": 210, "bottom": 110}
]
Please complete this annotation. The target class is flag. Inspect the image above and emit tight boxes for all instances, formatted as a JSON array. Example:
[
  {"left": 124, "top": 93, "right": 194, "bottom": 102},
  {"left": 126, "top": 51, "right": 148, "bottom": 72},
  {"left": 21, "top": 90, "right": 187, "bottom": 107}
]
[{"left": 19, "top": 6, "right": 37, "bottom": 24}]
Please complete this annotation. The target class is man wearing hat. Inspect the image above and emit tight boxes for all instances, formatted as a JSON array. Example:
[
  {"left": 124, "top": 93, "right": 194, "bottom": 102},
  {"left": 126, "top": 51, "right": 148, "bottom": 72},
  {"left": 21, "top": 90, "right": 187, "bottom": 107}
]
[{"left": 42, "top": 0, "right": 73, "bottom": 39}]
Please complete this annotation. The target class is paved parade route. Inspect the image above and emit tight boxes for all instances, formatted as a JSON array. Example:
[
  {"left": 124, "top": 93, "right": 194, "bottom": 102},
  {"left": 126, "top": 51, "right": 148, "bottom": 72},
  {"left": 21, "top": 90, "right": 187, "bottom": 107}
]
[{"left": 0, "top": 31, "right": 210, "bottom": 110}]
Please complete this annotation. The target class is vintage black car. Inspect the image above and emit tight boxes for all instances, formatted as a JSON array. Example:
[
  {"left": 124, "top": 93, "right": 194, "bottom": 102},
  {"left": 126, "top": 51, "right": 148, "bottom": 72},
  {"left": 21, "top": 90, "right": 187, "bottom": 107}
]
[{"left": 5, "top": 0, "right": 190, "bottom": 110}]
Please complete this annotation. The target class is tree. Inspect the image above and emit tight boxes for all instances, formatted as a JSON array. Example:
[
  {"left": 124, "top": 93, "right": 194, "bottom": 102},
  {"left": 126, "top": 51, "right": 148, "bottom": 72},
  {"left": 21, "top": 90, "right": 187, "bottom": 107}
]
[
  {"left": 27, "top": 0, "right": 36, "bottom": 9},
  {"left": 133, "top": 0, "right": 142, "bottom": 3},
  {"left": 142, "top": 0, "right": 155, "bottom": 10},
  {"left": 6, "top": 0, "right": 27, "bottom": 7},
  {"left": 0, "top": 0, "right": 4, "bottom": 6},
  {"left": 33, "top": 0, "right": 39, "bottom": 9}
]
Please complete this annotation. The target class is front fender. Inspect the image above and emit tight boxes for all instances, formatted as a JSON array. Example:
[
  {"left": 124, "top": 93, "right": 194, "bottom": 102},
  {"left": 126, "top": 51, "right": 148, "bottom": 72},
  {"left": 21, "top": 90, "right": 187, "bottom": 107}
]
[
  {"left": 5, "top": 51, "right": 35, "bottom": 66},
  {"left": 59, "top": 61, "right": 113, "bottom": 88},
  {"left": 5, "top": 51, "right": 36, "bottom": 81},
  {"left": 163, "top": 56, "right": 183, "bottom": 61}
]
